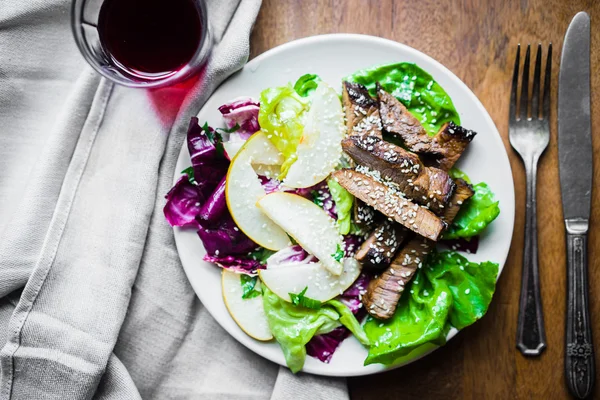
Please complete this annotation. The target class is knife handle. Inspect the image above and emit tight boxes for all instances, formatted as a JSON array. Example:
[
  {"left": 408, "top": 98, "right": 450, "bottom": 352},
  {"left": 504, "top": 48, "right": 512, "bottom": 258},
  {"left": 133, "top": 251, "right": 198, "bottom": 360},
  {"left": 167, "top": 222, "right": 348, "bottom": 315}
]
[
  {"left": 516, "top": 162, "right": 547, "bottom": 356},
  {"left": 565, "top": 219, "right": 595, "bottom": 399}
]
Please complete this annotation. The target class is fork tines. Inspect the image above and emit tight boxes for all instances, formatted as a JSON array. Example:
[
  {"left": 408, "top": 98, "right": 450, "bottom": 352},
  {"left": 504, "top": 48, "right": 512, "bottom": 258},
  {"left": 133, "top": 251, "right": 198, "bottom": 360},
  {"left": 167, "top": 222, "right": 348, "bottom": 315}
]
[{"left": 510, "top": 43, "right": 553, "bottom": 121}]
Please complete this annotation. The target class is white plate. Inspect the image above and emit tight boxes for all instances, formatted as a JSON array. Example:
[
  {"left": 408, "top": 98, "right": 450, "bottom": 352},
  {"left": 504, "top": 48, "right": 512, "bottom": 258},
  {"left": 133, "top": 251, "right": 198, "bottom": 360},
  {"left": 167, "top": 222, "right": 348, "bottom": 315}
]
[{"left": 173, "top": 34, "right": 515, "bottom": 377}]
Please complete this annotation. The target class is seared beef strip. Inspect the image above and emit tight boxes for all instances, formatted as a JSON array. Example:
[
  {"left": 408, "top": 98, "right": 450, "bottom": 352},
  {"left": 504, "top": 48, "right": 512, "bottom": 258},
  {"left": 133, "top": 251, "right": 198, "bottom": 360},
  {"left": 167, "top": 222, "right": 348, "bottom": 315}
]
[
  {"left": 342, "top": 135, "right": 455, "bottom": 213},
  {"left": 441, "top": 178, "right": 474, "bottom": 223},
  {"left": 354, "top": 199, "right": 378, "bottom": 232},
  {"left": 378, "top": 85, "right": 477, "bottom": 171},
  {"left": 377, "top": 83, "right": 432, "bottom": 152},
  {"left": 363, "top": 178, "right": 475, "bottom": 319},
  {"left": 362, "top": 236, "right": 430, "bottom": 319},
  {"left": 331, "top": 169, "right": 446, "bottom": 241},
  {"left": 427, "top": 122, "right": 477, "bottom": 171},
  {"left": 355, "top": 221, "right": 409, "bottom": 270},
  {"left": 342, "top": 81, "right": 383, "bottom": 138}
]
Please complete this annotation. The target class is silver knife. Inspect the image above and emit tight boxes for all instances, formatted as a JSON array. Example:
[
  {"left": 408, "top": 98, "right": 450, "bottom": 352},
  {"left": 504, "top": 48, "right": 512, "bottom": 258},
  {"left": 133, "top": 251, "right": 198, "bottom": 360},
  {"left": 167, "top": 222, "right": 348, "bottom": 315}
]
[{"left": 558, "top": 11, "right": 595, "bottom": 399}]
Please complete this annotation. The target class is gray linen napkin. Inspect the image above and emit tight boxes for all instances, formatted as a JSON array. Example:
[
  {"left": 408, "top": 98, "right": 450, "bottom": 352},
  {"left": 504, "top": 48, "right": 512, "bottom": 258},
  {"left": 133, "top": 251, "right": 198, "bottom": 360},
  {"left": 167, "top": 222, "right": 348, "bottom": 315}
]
[{"left": 0, "top": 0, "right": 349, "bottom": 398}]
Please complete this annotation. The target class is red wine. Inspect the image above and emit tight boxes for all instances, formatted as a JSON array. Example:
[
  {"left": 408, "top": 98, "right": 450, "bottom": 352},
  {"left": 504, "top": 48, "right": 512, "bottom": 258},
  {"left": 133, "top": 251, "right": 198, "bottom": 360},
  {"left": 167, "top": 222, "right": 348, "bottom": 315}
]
[{"left": 98, "top": 0, "right": 202, "bottom": 79}]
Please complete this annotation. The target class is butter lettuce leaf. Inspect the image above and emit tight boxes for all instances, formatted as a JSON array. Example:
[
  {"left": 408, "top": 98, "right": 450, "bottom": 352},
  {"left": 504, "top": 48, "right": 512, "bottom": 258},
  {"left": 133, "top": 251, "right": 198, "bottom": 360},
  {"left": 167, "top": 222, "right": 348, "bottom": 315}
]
[
  {"left": 294, "top": 74, "right": 321, "bottom": 97},
  {"left": 444, "top": 182, "right": 500, "bottom": 239},
  {"left": 258, "top": 85, "right": 308, "bottom": 178},
  {"left": 327, "top": 179, "right": 354, "bottom": 235},
  {"left": 345, "top": 63, "right": 460, "bottom": 136},
  {"left": 262, "top": 287, "right": 368, "bottom": 373},
  {"left": 364, "top": 251, "right": 498, "bottom": 366}
]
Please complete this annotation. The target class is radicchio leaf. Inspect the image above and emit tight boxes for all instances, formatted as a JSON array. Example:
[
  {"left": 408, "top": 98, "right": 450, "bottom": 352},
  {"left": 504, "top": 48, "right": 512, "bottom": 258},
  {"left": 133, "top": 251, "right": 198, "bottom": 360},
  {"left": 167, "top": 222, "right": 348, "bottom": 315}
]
[
  {"left": 218, "top": 96, "right": 260, "bottom": 139},
  {"left": 164, "top": 175, "right": 205, "bottom": 227}
]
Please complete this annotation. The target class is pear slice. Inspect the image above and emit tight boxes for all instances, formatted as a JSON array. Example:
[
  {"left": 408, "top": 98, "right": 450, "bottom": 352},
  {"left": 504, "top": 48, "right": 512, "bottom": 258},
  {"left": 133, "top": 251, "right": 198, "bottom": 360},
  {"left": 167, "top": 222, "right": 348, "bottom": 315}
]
[
  {"left": 283, "top": 82, "right": 345, "bottom": 188},
  {"left": 257, "top": 192, "right": 344, "bottom": 275},
  {"left": 225, "top": 132, "right": 290, "bottom": 250},
  {"left": 253, "top": 164, "right": 281, "bottom": 179},
  {"left": 258, "top": 258, "right": 361, "bottom": 303},
  {"left": 222, "top": 270, "right": 273, "bottom": 341},
  {"left": 223, "top": 137, "right": 246, "bottom": 160}
]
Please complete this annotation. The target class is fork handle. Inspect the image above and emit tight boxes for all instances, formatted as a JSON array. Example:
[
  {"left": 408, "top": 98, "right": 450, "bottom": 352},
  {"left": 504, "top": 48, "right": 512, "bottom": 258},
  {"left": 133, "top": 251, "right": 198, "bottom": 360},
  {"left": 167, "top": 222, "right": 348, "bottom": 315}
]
[
  {"left": 565, "top": 219, "right": 595, "bottom": 399},
  {"left": 516, "top": 160, "right": 547, "bottom": 356}
]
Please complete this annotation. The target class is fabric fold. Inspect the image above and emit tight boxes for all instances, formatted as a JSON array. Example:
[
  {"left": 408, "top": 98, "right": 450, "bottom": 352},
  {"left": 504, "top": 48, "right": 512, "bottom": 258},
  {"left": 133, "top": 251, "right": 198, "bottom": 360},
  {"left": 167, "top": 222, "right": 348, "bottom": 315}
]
[{"left": 0, "top": 0, "right": 351, "bottom": 398}]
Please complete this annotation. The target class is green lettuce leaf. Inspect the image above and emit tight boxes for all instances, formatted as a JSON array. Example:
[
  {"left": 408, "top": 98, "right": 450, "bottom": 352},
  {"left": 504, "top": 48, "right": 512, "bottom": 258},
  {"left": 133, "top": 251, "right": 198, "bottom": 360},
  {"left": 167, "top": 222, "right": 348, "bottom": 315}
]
[
  {"left": 444, "top": 182, "right": 500, "bottom": 239},
  {"left": 294, "top": 74, "right": 321, "bottom": 97},
  {"left": 345, "top": 63, "right": 460, "bottom": 136},
  {"left": 327, "top": 179, "right": 354, "bottom": 235},
  {"left": 258, "top": 85, "right": 309, "bottom": 178},
  {"left": 262, "top": 287, "right": 368, "bottom": 373},
  {"left": 327, "top": 299, "right": 370, "bottom": 346},
  {"left": 364, "top": 251, "right": 498, "bottom": 366}
]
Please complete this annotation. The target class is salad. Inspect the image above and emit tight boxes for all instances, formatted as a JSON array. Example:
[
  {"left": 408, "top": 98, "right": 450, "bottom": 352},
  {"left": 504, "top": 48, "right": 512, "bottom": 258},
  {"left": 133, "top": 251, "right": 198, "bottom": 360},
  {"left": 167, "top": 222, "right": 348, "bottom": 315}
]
[{"left": 164, "top": 63, "right": 501, "bottom": 372}]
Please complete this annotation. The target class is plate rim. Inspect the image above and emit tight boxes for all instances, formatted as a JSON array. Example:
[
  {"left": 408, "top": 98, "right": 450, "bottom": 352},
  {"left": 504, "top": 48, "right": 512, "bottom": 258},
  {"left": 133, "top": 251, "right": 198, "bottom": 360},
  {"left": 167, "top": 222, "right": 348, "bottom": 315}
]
[{"left": 172, "top": 33, "right": 515, "bottom": 377}]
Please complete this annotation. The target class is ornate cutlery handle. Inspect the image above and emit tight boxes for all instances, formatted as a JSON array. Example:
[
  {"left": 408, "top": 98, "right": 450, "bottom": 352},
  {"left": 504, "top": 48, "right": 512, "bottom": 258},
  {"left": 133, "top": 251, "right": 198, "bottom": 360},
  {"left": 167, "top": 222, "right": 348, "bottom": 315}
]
[
  {"left": 516, "top": 161, "right": 547, "bottom": 356},
  {"left": 565, "top": 219, "right": 595, "bottom": 399}
]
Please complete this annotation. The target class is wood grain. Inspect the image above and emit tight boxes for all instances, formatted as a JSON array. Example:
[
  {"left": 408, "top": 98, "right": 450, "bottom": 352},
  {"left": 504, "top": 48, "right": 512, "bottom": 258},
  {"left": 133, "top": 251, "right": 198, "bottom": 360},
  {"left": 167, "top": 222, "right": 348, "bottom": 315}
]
[{"left": 250, "top": 0, "right": 600, "bottom": 398}]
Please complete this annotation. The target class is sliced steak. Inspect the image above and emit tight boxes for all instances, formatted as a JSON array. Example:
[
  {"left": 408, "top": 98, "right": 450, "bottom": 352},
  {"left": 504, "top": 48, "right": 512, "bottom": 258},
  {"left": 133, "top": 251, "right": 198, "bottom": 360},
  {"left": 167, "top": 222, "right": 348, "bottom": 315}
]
[
  {"left": 378, "top": 85, "right": 477, "bottom": 170},
  {"left": 355, "top": 221, "right": 409, "bottom": 270},
  {"left": 342, "top": 81, "right": 383, "bottom": 138},
  {"left": 363, "top": 178, "right": 475, "bottom": 320},
  {"left": 377, "top": 83, "right": 432, "bottom": 152},
  {"left": 441, "top": 178, "right": 474, "bottom": 223},
  {"left": 342, "top": 135, "right": 455, "bottom": 213},
  {"left": 331, "top": 169, "right": 446, "bottom": 241},
  {"left": 354, "top": 199, "right": 378, "bottom": 232},
  {"left": 427, "top": 122, "right": 477, "bottom": 170},
  {"left": 362, "top": 236, "right": 431, "bottom": 319}
]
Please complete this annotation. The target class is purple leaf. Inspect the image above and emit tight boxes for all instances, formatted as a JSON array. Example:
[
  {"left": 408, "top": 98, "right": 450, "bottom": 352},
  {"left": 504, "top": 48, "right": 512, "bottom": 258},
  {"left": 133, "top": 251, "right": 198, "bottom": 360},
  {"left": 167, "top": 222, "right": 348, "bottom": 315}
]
[
  {"left": 260, "top": 176, "right": 281, "bottom": 194},
  {"left": 440, "top": 236, "right": 480, "bottom": 254},
  {"left": 197, "top": 176, "right": 227, "bottom": 224},
  {"left": 187, "top": 117, "right": 229, "bottom": 197},
  {"left": 196, "top": 212, "right": 257, "bottom": 257},
  {"left": 164, "top": 175, "right": 204, "bottom": 227},
  {"left": 306, "top": 327, "right": 349, "bottom": 363},
  {"left": 203, "top": 254, "right": 264, "bottom": 275},
  {"left": 218, "top": 97, "right": 261, "bottom": 139},
  {"left": 267, "top": 245, "right": 318, "bottom": 265}
]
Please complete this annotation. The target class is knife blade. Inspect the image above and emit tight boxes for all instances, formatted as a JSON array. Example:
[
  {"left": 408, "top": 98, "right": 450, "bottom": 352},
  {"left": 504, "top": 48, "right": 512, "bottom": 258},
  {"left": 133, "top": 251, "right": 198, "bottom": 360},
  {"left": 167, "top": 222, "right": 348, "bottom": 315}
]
[
  {"left": 558, "top": 11, "right": 595, "bottom": 400},
  {"left": 558, "top": 12, "right": 592, "bottom": 221}
]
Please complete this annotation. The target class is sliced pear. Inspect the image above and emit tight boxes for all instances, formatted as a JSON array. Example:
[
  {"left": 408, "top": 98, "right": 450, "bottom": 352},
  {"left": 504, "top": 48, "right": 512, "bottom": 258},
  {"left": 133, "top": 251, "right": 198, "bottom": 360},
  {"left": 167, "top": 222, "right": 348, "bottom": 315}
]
[
  {"left": 258, "top": 258, "right": 361, "bottom": 302},
  {"left": 253, "top": 164, "right": 281, "bottom": 179},
  {"left": 222, "top": 270, "right": 273, "bottom": 341},
  {"left": 257, "top": 192, "right": 344, "bottom": 275},
  {"left": 283, "top": 82, "right": 345, "bottom": 188},
  {"left": 223, "top": 137, "right": 246, "bottom": 160},
  {"left": 225, "top": 132, "right": 290, "bottom": 250}
]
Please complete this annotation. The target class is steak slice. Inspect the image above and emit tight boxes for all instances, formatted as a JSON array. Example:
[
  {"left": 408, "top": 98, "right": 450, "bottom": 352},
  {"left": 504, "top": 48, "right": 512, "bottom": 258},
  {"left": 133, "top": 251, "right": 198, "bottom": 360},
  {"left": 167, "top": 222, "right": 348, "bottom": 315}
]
[
  {"left": 342, "top": 81, "right": 383, "bottom": 138},
  {"left": 355, "top": 221, "right": 409, "bottom": 270},
  {"left": 377, "top": 83, "right": 432, "bottom": 152},
  {"left": 441, "top": 178, "right": 474, "bottom": 223},
  {"left": 427, "top": 122, "right": 477, "bottom": 171},
  {"left": 363, "top": 178, "right": 475, "bottom": 320},
  {"left": 378, "top": 85, "right": 477, "bottom": 171},
  {"left": 342, "top": 135, "right": 455, "bottom": 213},
  {"left": 362, "top": 236, "right": 431, "bottom": 319},
  {"left": 354, "top": 199, "right": 378, "bottom": 232},
  {"left": 331, "top": 169, "right": 446, "bottom": 241}
]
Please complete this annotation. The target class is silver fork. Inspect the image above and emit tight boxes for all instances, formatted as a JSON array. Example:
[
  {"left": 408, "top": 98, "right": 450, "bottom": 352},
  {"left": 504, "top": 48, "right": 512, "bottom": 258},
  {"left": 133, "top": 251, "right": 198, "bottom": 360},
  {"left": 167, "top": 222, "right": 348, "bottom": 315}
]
[{"left": 509, "top": 43, "right": 552, "bottom": 356}]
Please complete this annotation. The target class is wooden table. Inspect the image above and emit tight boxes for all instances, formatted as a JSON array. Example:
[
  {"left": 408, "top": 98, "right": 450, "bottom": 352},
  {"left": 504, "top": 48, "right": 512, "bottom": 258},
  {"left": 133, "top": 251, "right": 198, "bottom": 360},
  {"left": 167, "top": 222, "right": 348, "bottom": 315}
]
[{"left": 250, "top": 1, "right": 600, "bottom": 398}]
